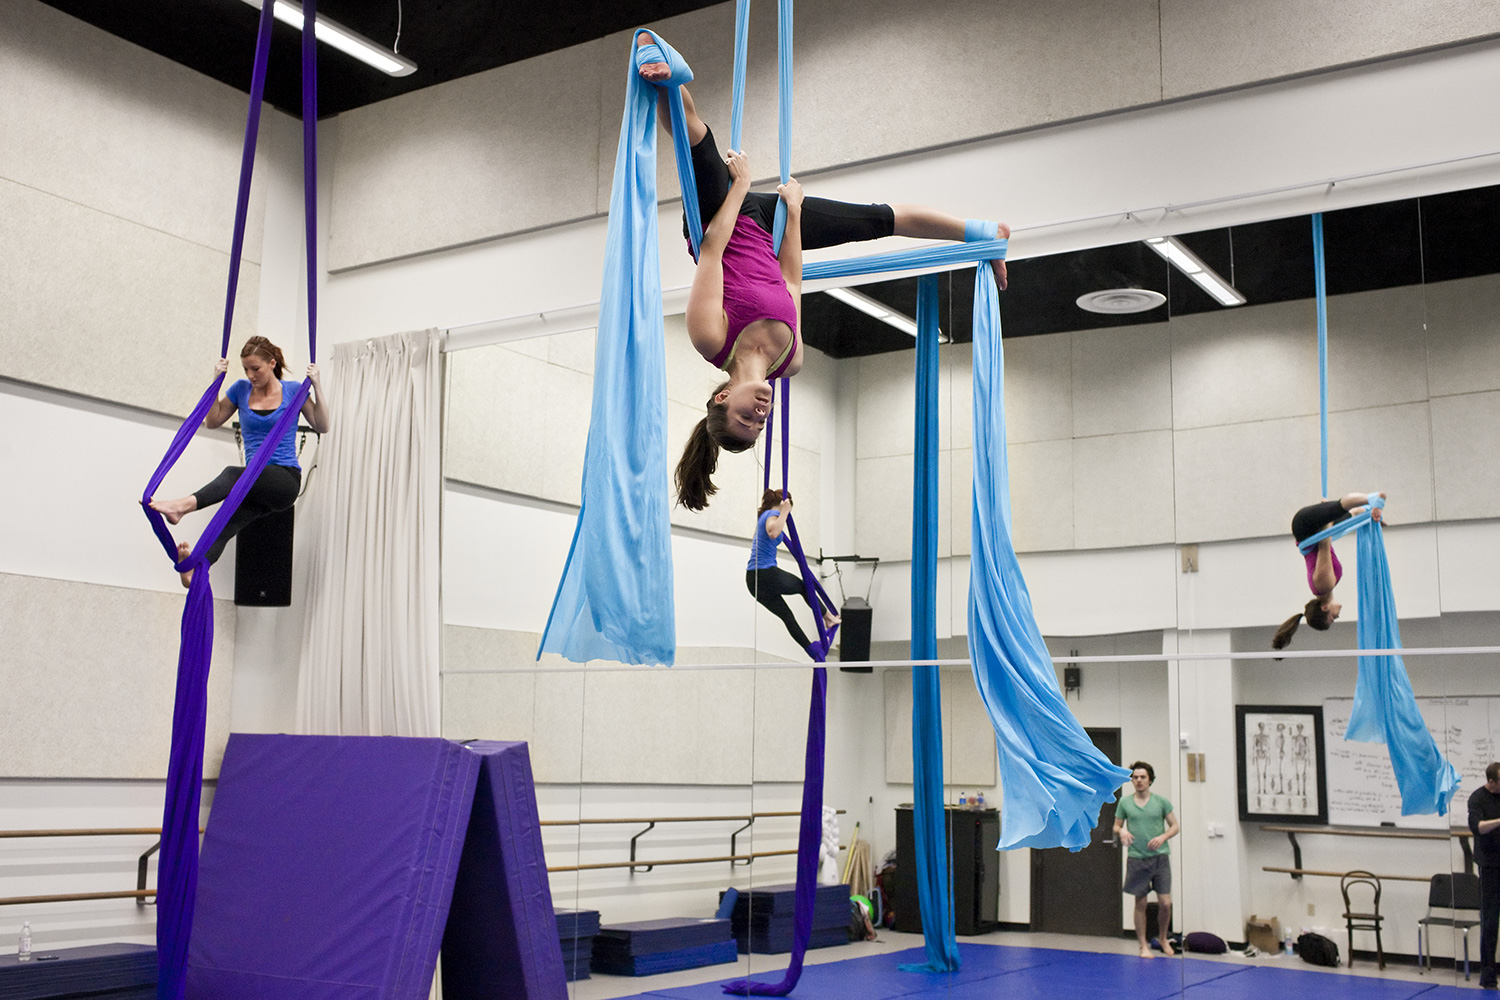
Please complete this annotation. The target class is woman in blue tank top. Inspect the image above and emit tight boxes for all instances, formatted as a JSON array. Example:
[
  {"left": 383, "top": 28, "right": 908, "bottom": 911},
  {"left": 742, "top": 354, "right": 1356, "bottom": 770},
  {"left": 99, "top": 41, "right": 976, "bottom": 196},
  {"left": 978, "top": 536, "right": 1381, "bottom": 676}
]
[
  {"left": 149, "top": 336, "right": 330, "bottom": 587},
  {"left": 747, "top": 489, "right": 840, "bottom": 658}
]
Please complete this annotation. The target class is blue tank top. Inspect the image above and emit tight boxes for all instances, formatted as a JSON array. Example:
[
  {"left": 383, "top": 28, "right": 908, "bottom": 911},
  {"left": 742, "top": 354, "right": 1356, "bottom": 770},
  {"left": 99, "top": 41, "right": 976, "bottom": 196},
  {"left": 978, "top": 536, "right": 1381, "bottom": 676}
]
[
  {"left": 227, "top": 379, "right": 301, "bottom": 469},
  {"left": 747, "top": 509, "right": 785, "bottom": 570}
]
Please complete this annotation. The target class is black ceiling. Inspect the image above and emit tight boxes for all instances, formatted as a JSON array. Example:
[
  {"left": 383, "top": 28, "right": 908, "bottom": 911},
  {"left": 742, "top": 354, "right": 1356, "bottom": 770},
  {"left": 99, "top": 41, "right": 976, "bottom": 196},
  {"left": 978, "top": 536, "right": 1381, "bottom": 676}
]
[
  {"left": 39, "top": 0, "right": 724, "bottom": 117},
  {"left": 37, "top": 4, "right": 1500, "bottom": 359},
  {"left": 805, "top": 184, "right": 1500, "bottom": 359}
]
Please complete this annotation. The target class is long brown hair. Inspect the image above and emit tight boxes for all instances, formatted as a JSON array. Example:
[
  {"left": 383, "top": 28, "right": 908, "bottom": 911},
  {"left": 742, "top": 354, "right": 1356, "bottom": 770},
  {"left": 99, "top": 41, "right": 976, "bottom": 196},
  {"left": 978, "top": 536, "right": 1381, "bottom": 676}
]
[
  {"left": 1272, "top": 598, "right": 1334, "bottom": 650},
  {"left": 674, "top": 381, "right": 753, "bottom": 511},
  {"left": 240, "top": 335, "right": 286, "bottom": 378}
]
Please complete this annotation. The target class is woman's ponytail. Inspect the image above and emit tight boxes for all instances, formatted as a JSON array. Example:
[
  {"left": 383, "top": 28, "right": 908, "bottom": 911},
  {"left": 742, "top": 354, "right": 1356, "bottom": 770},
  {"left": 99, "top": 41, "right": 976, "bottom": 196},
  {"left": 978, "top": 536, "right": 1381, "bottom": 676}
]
[
  {"left": 675, "top": 416, "right": 721, "bottom": 511},
  {"left": 1272, "top": 597, "right": 1335, "bottom": 649},
  {"left": 1272, "top": 612, "right": 1304, "bottom": 650},
  {"left": 674, "top": 381, "right": 755, "bottom": 511}
]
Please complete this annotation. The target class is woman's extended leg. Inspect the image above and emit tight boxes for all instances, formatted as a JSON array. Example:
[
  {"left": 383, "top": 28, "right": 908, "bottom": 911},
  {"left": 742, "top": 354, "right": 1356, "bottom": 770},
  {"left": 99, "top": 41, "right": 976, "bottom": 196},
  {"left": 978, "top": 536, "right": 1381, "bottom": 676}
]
[
  {"left": 747, "top": 568, "right": 815, "bottom": 649},
  {"left": 892, "top": 205, "right": 1009, "bottom": 289},
  {"left": 156, "top": 465, "right": 301, "bottom": 566},
  {"left": 637, "top": 32, "right": 708, "bottom": 144}
]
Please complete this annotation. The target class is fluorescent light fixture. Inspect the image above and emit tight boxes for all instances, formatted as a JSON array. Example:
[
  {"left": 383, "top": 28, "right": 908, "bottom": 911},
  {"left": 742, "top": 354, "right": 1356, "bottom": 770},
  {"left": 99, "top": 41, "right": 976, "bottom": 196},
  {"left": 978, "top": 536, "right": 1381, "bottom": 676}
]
[
  {"left": 824, "top": 286, "right": 931, "bottom": 339},
  {"left": 239, "top": 0, "right": 417, "bottom": 77},
  {"left": 1144, "top": 236, "right": 1246, "bottom": 307}
]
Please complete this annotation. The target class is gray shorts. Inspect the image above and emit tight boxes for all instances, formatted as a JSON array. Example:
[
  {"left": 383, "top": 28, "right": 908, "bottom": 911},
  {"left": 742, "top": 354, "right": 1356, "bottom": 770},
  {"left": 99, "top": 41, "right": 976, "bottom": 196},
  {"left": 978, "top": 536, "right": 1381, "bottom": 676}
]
[{"left": 1123, "top": 854, "right": 1172, "bottom": 897}]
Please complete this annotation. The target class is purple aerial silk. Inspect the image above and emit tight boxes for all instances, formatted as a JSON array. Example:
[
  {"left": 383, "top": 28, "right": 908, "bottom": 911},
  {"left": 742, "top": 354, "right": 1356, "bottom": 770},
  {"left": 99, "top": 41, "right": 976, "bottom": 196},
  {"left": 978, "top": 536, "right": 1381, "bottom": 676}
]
[
  {"left": 724, "top": 383, "right": 833, "bottom": 997},
  {"left": 141, "top": 3, "right": 319, "bottom": 997}
]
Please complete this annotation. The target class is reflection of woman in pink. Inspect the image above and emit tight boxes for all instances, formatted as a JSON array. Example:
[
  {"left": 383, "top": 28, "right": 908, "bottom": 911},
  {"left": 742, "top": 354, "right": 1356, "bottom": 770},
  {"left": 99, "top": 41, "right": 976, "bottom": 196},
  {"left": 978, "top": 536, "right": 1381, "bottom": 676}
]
[{"left": 1273, "top": 492, "right": 1386, "bottom": 649}]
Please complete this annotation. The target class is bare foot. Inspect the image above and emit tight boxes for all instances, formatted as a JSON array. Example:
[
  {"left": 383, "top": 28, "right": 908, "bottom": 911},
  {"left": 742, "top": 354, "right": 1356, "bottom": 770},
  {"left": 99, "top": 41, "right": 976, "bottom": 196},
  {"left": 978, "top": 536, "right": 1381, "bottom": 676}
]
[
  {"left": 823, "top": 610, "right": 842, "bottom": 628},
  {"left": 989, "top": 222, "right": 1011, "bottom": 291},
  {"left": 635, "top": 32, "right": 669, "bottom": 82},
  {"left": 1161, "top": 938, "right": 1175, "bottom": 957},
  {"left": 176, "top": 542, "right": 194, "bottom": 590},
  {"left": 1139, "top": 947, "right": 1155, "bottom": 959},
  {"left": 150, "top": 495, "right": 197, "bottom": 525}
]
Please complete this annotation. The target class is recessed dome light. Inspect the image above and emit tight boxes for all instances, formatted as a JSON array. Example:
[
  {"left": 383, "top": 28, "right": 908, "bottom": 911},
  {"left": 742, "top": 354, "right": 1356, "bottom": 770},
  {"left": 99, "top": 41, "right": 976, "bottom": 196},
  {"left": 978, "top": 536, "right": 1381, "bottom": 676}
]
[{"left": 1075, "top": 289, "right": 1166, "bottom": 314}]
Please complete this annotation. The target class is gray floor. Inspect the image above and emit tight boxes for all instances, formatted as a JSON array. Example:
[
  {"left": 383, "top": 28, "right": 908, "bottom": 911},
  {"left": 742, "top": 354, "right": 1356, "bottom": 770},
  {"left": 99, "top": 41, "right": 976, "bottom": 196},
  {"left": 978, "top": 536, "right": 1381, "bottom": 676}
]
[{"left": 564, "top": 927, "right": 1488, "bottom": 1000}]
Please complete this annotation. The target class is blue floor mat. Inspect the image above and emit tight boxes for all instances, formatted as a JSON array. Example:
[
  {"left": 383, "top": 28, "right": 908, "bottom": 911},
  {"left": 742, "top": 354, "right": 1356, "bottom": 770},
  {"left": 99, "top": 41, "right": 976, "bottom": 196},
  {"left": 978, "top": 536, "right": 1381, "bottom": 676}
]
[
  {"left": 604, "top": 941, "right": 1450, "bottom": 1000},
  {"left": 1182, "top": 965, "right": 1441, "bottom": 1000}
]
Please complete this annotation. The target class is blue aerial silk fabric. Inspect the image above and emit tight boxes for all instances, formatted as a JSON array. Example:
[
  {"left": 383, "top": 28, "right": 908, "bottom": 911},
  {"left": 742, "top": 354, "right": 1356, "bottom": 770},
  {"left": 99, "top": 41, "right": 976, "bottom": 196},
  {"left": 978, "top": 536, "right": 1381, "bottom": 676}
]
[
  {"left": 537, "top": 32, "right": 685, "bottom": 665},
  {"left": 898, "top": 275, "right": 961, "bottom": 974},
  {"left": 138, "top": 3, "right": 320, "bottom": 997},
  {"left": 1303, "top": 498, "right": 1460, "bottom": 814},
  {"left": 965, "top": 247, "right": 1133, "bottom": 851}
]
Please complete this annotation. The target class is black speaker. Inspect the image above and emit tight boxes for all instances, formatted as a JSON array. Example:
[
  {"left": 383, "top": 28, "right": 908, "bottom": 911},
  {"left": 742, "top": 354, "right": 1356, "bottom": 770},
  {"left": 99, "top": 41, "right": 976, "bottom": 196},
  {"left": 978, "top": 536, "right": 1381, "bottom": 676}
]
[
  {"left": 234, "top": 505, "right": 294, "bottom": 607},
  {"left": 838, "top": 597, "right": 872, "bottom": 670}
]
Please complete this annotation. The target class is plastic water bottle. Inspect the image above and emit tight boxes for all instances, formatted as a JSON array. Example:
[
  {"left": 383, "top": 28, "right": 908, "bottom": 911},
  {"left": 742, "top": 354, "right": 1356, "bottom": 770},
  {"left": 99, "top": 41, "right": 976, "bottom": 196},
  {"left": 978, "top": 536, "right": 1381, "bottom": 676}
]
[
  {"left": 17, "top": 921, "right": 31, "bottom": 962},
  {"left": 958, "top": 793, "right": 967, "bottom": 807},
  {"left": 975, "top": 792, "right": 986, "bottom": 810},
  {"left": 1283, "top": 931, "right": 1294, "bottom": 956}
]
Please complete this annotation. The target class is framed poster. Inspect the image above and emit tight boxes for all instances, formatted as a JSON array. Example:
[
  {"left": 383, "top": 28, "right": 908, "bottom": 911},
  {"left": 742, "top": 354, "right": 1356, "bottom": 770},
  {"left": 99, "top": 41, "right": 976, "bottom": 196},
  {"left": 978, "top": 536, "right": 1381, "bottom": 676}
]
[{"left": 1236, "top": 705, "right": 1327, "bottom": 824}]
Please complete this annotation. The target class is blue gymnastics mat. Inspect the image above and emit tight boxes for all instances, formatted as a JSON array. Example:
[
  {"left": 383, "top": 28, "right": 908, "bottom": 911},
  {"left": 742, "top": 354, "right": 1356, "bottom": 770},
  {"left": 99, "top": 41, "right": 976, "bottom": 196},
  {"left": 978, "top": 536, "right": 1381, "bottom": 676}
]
[{"left": 606, "top": 942, "right": 1460, "bottom": 1000}]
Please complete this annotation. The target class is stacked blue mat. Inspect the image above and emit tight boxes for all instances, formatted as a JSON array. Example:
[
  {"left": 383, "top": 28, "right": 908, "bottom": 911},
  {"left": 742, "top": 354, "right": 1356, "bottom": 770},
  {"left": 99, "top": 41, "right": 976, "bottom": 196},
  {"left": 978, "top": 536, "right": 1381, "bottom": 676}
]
[
  {"left": 556, "top": 909, "right": 600, "bottom": 981},
  {"left": 591, "top": 918, "right": 739, "bottom": 977},
  {"left": 723, "top": 883, "right": 850, "bottom": 954},
  {"left": 0, "top": 943, "right": 156, "bottom": 1000}
]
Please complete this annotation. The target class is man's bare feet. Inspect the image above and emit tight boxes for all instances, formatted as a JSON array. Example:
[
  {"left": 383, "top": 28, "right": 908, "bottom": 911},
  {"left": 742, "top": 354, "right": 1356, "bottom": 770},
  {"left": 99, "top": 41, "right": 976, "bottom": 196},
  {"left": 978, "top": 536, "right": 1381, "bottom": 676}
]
[
  {"left": 176, "top": 542, "right": 194, "bottom": 589},
  {"left": 1139, "top": 947, "right": 1155, "bottom": 959},
  {"left": 636, "top": 31, "right": 669, "bottom": 82},
  {"left": 149, "top": 495, "right": 197, "bottom": 525},
  {"left": 1161, "top": 937, "right": 1175, "bottom": 957}
]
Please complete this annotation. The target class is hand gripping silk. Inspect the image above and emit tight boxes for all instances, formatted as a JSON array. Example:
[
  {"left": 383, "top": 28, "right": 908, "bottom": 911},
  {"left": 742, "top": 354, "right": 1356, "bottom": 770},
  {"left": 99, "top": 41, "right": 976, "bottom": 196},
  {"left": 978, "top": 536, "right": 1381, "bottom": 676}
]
[{"left": 536, "top": 32, "right": 689, "bottom": 665}]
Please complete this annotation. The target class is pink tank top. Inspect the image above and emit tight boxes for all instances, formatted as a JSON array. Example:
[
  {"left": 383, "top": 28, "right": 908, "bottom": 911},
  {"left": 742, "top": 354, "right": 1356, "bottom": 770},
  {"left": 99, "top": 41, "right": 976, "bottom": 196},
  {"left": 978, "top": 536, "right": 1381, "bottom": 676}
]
[
  {"left": 1305, "top": 544, "right": 1342, "bottom": 595},
  {"left": 710, "top": 215, "right": 799, "bottom": 379}
]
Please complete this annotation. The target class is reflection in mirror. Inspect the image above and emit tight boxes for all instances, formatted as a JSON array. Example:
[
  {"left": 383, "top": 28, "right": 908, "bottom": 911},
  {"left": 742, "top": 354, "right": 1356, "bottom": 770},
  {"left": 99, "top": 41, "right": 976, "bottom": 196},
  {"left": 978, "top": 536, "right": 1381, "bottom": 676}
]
[{"left": 433, "top": 183, "right": 1500, "bottom": 998}]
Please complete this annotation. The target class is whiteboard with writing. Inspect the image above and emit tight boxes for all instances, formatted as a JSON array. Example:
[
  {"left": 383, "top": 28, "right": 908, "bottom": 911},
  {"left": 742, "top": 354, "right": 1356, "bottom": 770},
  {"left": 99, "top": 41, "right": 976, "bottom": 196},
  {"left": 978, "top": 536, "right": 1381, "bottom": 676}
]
[{"left": 1323, "top": 696, "right": 1499, "bottom": 828}]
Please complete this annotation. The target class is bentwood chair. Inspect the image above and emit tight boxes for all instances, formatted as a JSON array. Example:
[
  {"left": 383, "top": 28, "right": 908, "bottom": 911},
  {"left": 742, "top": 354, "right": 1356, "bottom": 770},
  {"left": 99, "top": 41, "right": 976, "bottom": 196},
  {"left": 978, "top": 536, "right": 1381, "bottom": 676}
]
[{"left": 1341, "top": 870, "right": 1385, "bottom": 969}]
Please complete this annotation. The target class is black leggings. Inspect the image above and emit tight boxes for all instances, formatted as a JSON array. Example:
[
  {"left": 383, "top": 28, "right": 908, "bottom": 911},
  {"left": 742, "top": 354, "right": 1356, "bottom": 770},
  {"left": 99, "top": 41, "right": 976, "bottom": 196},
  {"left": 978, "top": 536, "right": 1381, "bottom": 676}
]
[
  {"left": 687, "top": 126, "right": 895, "bottom": 250},
  {"left": 746, "top": 566, "right": 820, "bottom": 652},
  {"left": 193, "top": 464, "right": 301, "bottom": 564},
  {"left": 1291, "top": 499, "right": 1350, "bottom": 544}
]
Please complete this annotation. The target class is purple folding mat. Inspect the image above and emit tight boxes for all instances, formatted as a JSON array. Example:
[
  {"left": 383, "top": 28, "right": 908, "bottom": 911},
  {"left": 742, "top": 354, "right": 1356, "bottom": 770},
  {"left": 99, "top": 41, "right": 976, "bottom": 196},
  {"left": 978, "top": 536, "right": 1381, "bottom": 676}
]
[
  {"left": 186, "top": 734, "right": 566, "bottom": 1000},
  {"left": 441, "top": 740, "right": 568, "bottom": 1000}
]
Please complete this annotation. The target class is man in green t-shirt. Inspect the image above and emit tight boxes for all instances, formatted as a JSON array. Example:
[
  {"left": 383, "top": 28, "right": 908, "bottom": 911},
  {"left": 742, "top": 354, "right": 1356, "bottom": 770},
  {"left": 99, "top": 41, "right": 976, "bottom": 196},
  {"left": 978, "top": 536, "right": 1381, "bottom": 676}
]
[{"left": 1112, "top": 760, "right": 1180, "bottom": 957}]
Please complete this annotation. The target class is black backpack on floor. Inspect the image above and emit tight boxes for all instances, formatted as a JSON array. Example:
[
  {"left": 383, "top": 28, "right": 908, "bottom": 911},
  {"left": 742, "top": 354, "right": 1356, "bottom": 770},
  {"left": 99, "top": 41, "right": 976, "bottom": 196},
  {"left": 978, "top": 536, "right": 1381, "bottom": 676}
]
[{"left": 1297, "top": 932, "right": 1340, "bottom": 967}]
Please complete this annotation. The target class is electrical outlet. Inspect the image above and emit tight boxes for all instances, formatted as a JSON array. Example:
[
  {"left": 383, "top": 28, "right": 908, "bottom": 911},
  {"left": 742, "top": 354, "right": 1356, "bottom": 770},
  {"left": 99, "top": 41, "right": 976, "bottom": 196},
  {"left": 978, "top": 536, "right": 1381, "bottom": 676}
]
[{"left": 1180, "top": 544, "right": 1199, "bottom": 573}]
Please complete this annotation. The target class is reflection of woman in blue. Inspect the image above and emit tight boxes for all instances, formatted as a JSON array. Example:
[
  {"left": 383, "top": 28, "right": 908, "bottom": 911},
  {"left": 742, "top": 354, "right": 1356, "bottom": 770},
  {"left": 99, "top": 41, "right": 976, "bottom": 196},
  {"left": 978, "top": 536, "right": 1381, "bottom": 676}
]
[{"left": 746, "top": 489, "right": 838, "bottom": 658}]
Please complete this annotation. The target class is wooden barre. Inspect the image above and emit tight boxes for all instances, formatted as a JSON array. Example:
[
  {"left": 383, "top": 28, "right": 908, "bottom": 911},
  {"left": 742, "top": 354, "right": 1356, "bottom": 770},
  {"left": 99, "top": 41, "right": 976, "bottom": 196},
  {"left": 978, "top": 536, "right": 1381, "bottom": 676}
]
[
  {"left": 0, "top": 828, "right": 174, "bottom": 839},
  {"left": 1263, "top": 866, "right": 1429, "bottom": 883},
  {"left": 539, "top": 810, "right": 839, "bottom": 827},
  {"left": 548, "top": 848, "right": 798, "bottom": 873},
  {"left": 1260, "top": 824, "right": 1468, "bottom": 840},
  {"left": 0, "top": 890, "right": 156, "bottom": 906}
]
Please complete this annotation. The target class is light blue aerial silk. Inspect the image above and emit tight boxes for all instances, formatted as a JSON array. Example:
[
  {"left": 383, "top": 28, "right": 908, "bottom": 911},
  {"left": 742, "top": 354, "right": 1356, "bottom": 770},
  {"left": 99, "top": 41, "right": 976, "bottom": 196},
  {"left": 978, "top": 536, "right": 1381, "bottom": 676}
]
[
  {"left": 965, "top": 242, "right": 1133, "bottom": 851},
  {"left": 899, "top": 275, "right": 960, "bottom": 974},
  {"left": 537, "top": 33, "right": 694, "bottom": 665},
  {"left": 1301, "top": 499, "right": 1460, "bottom": 814},
  {"left": 810, "top": 236, "right": 1130, "bottom": 853}
]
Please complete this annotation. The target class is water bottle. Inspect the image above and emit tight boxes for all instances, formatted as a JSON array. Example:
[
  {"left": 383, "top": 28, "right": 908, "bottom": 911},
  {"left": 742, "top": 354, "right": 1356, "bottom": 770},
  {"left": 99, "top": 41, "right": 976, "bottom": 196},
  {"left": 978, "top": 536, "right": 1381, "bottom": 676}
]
[
  {"left": 958, "top": 793, "right": 967, "bottom": 807},
  {"left": 1283, "top": 931, "right": 1294, "bottom": 956},
  {"left": 18, "top": 921, "right": 31, "bottom": 962},
  {"left": 975, "top": 791, "right": 986, "bottom": 810}
]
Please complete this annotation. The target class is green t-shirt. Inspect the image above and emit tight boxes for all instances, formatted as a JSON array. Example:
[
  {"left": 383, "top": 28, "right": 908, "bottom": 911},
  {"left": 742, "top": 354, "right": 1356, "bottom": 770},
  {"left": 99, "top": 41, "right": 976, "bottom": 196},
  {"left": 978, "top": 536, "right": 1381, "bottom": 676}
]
[{"left": 1115, "top": 792, "right": 1173, "bottom": 858}]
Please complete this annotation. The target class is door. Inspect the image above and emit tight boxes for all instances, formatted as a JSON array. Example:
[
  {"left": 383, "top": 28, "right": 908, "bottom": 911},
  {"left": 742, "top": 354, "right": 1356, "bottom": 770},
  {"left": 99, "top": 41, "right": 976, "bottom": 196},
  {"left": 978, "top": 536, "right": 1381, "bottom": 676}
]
[{"left": 1030, "top": 727, "right": 1124, "bottom": 936}]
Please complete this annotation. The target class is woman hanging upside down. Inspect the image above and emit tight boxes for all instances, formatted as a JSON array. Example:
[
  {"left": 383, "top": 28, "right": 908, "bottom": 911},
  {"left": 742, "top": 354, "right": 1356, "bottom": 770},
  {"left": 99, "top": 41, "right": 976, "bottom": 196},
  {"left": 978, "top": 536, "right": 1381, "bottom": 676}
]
[
  {"left": 148, "top": 336, "right": 330, "bottom": 587},
  {"left": 1272, "top": 491, "right": 1386, "bottom": 649},
  {"left": 748, "top": 489, "right": 840, "bottom": 657},
  {"left": 637, "top": 34, "right": 1010, "bottom": 511}
]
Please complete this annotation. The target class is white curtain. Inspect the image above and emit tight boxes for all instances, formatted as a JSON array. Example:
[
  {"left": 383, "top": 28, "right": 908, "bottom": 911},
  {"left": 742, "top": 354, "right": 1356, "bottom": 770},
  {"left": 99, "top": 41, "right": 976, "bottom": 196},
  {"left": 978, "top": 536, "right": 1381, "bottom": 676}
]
[{"left": 296, "top": 329, "right": 444, "bottom": 736}]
